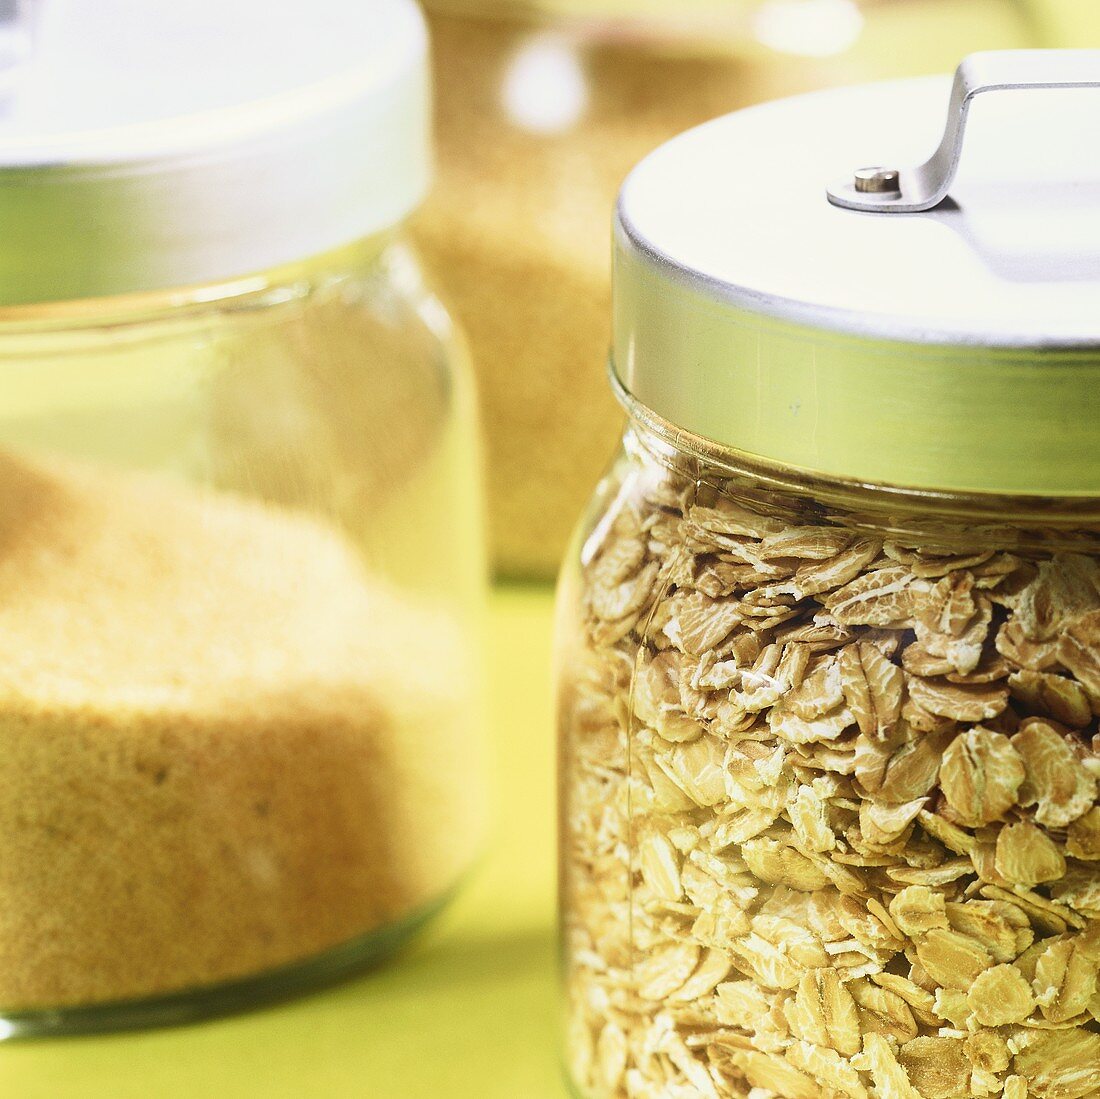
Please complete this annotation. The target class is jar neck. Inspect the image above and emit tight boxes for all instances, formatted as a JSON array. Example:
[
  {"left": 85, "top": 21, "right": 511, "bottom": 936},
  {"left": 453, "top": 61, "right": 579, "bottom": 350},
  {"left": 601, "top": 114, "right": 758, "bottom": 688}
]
[
  {"left": 616, "top": 373, "right": 1100, "bottom": 549},
  {"left": 0, "top": 233, "right": 395, "bottom": 334}
]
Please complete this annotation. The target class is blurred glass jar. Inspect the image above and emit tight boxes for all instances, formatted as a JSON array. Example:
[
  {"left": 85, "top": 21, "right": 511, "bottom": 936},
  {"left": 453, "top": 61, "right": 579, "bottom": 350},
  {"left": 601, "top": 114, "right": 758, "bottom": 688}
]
[
  {"left": 558, "top": 54, "right": 1100, "bottom": 1099},
  {"left": 416, "top": 0, "right": 1039, "bottom": 579},
  {"left": 0, "top": 0, "right": 486, "bottom": 1034}
]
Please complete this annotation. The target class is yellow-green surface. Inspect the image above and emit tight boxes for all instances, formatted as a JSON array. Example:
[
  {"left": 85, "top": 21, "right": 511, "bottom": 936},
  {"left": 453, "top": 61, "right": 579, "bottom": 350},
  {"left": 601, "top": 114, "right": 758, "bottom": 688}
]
[
  {"left": 0, "top": 586, "right": 565, "bottom": 1099},
  {"left": 1039, "top": 0, "right": 1100, "bottom": 44}
]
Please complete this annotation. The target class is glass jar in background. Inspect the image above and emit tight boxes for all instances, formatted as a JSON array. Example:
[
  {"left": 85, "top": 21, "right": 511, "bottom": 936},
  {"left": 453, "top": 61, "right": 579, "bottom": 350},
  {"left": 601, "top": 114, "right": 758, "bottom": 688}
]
[
  {"left": 0, "top": 0, "right": 486, "bottom": 1034},
  {"left": 416, "top": 0, "right": 1040, "bottom": 579},
  {"left": 559, "top": 53, "right": 1100, "bottom": 1098}
]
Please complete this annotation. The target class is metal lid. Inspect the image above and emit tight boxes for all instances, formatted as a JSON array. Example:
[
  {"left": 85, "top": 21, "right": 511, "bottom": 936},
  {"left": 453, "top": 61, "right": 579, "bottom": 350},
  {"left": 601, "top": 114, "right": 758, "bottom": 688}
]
[
  {"left": 0, "top": 0, "right": 430, "bottom": 305},
  {"left": 613, "top": 50, "right": 1100, "bottom": 497}
]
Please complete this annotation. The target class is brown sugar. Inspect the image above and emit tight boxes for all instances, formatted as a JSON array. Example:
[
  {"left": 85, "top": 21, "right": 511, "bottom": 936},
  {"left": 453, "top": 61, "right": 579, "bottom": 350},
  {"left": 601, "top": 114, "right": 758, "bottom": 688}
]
[{"left": 0, "top": 449, "right": 483, "bottom": 1010}]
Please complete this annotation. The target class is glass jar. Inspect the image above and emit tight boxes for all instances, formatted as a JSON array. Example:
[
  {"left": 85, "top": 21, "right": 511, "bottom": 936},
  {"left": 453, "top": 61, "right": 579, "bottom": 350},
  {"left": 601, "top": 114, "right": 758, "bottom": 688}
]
[
  {"left": 417, "top": 0, "right": 1039, "bottom": 578},
  {"left": 558, "top": 52, "right": 1100, "bottom": 1098},
  {"left": 0, "top": 0, "right": 486, "bottom": 1034}
]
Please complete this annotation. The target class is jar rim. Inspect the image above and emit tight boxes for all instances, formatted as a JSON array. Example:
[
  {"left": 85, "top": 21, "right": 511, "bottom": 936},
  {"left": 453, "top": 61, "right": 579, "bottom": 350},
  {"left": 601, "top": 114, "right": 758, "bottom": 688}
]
[
  {"left": 0, "top": 236, "right": 394, "bottom": 333},
  {"left": 612, "top": 364, "right": 1100, "bottom": 531}
]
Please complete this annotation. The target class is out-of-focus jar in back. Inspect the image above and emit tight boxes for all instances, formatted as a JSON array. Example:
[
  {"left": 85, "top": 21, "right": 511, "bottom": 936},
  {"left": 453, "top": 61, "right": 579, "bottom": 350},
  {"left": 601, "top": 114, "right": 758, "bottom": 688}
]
[
  {"left": 416, "top": 0, "right": 1039, "bottom": 578},
  {"left": 0, "top": 0, "right": 487, "bottom": 1034}
]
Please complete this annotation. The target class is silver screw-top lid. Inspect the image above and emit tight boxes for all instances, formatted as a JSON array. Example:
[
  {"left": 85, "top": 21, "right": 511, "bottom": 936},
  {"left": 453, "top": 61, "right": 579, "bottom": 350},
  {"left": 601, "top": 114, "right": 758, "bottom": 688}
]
[
  {"left": 613, "top": 50, "right": 1100, "bottom": 496},
  {"left": 0, "top": 0, "right": 431, "bottom": 305}
]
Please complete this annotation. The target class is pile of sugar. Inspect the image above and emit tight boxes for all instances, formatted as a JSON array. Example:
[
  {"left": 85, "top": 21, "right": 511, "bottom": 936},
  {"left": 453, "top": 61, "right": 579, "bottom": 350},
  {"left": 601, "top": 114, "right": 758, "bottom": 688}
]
[{"left": 0, "top": 450, "right": 483, "bottom": 1010}]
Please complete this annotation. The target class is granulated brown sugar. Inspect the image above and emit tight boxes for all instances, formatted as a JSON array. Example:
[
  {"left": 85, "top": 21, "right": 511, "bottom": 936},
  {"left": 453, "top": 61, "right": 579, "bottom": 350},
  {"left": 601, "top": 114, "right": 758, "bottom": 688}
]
[
  {"left": 415, "top": 2, "right": 1035, "bottom": 579},
  {"left": 0, "top": 449, "right": 483, "bottom": 1010}
]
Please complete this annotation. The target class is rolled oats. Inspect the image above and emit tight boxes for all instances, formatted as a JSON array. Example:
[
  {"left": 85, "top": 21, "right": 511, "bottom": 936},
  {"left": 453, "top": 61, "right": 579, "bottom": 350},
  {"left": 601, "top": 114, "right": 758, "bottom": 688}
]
[
  {"left": 849, "top": 980, "right": 920, "bottom": 1044},
  {"left": 888, "top": 887, "right": 948, "bottom": 938},
  {"left": 966, "top": 964, "right": 1036, "bottom": 1025},
  {"left": 995, "top": 821, "right": 1067, "bottom": 887},
  {"left": 1032, "top": 936, "right": 1097, "bottom": 1024},
  {"left": 915, "top": 929, "right": 993, "bottom": 991},
  {"left": 853, "top": 1033, "right": 921, "bottom": 1099},
  {"left": 964, "top": 1029, "right": 1011, "bottom": 1074},
  {"left": 1012, "top": 720, "right": 1098, "bottom": 828},
  {"left": 896, "top": 1036, "right": 970, "bottom": 1099},
  {"left": 787, "top": 967, "right": 862, "bottom": 1056},
  {"left": 939, "top": 726, "right": 1025, "bottom": 825},
  {"left": 562, "top": 453, "right": 1100, "bottom": 1099},
  {"left": 1068, "top": 807, "right": 1100, "bottom": 860},
  {"left": 1010, "top": 1028, "right": 1100, "bottom": 1098}
]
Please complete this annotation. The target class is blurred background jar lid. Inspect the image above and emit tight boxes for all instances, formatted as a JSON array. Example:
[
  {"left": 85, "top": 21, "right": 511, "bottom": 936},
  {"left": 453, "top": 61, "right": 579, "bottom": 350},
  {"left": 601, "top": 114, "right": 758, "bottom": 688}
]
[
  {"left": 0, "top": 0, "right": 430, "bottom": 305},
  {"left": 419, "top": 0, "right": 955, "bottom": 56},
  {"left": 613, "top": 53, "right": 1100, "bottom": 497},
  {"left": 421, "top": 0, "right": 766, "bottom": 47},
  {"left": 421, "top": 0, "right": 751, "bottom": 16}
]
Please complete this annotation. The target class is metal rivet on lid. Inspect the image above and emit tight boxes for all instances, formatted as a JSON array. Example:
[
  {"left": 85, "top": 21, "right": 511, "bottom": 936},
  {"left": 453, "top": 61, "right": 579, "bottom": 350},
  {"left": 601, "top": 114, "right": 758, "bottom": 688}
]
[{"left": 853, "top": 167, "right": 901, "bottom": 194}]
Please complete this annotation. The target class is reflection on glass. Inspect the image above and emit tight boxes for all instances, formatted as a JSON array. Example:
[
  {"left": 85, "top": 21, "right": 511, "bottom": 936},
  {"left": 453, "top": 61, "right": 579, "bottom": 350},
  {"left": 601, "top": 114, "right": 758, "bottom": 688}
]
[
  {"left": 503, "top": 31, "right": 589, "bottom": 133},
  {"left": 752, "top": 0, "right": 865, "bottom": 57}
]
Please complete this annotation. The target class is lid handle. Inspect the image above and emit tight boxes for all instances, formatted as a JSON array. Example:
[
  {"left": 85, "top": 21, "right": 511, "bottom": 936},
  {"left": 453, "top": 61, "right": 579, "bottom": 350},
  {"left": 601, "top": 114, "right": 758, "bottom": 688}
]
[{"left": 827, "top": 49, "right": 1100, "bottom": 214}]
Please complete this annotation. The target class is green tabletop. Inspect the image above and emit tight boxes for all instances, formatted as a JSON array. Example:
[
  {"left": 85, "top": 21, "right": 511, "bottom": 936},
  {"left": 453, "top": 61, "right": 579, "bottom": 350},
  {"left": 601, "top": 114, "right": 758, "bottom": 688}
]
[{"left": 0, "top": 587, "right": 566, "bottom": 1099}]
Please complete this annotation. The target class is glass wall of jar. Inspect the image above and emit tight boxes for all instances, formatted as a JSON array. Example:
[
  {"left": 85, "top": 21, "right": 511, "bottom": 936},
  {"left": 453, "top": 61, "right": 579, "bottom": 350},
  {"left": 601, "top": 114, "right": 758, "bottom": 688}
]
[
  {"left": 416, "top": 0, "right": 1040, "bottom": 579},
  {"left": 558, "top": 55, "right": 1100, "bottom": 1099},
  {"left": 0, "top": 0, "right": 486, "bottom": 1034}
]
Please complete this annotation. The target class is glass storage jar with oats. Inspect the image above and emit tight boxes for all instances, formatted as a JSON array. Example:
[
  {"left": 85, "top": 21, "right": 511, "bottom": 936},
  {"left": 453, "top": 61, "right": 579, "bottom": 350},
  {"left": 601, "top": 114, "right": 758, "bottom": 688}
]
[
  {"left": 417, "top": 0, "right": 1038, "bottom": 579},
  {"left": 0, "top": 0, "right": 487, "bottom": 1036},
  {"left": 558, "top": 50, "right": 1100, "bottom": 1099}
]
